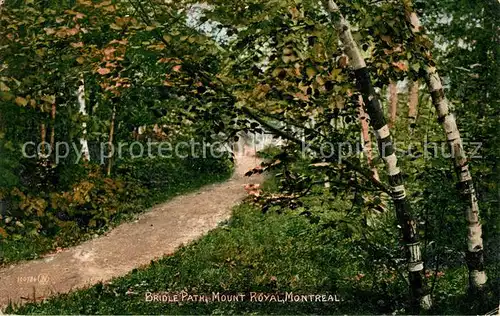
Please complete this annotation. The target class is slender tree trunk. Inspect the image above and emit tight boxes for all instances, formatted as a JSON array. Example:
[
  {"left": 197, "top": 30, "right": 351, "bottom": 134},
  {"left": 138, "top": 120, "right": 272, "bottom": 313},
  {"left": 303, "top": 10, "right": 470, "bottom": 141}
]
[
  {"left": 77, "top": 77, "right": 90, "bottom": 162},
  {"left": 39, "top": 122, "right": 48, "bottom": 184},
  {"left": 408, "top": 80, "right": 419, "bottom": 131},
  {"left": 389, "top": 81, "right": 398, "bottom": 128},
  {"left": 50, "top": 103, "right": 56, "bottom": 162},
  {"left": 106, "top": 106, "right": 116, "bottom": 177},
  {"left": 402, "top": 1, "right": 487, "bottom": 290},
  {"left": 40, "top": 122, "right": 47, "bottom": 159},
  {"left": 324, "top": 0, "right": 431, "bottom": 309}
]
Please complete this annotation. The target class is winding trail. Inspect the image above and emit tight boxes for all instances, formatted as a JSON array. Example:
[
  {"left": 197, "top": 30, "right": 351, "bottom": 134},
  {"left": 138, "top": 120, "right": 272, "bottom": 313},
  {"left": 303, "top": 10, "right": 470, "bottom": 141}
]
[{"left": 0, "top": 153, "right": 263, "bottom": 309}]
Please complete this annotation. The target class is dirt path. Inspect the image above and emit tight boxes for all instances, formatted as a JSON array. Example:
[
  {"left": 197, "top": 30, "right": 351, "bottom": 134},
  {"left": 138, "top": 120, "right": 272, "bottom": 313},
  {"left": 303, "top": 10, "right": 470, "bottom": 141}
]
[{"left": 0, "top": 153, "right": 263, "bottom": 309}]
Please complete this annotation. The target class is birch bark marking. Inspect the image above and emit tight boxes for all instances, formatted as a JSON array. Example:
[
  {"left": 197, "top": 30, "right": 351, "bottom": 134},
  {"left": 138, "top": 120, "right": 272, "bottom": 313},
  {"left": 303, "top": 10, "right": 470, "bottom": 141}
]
[
  {"left": 428, "top": 67, "right": 486, "bottom": 288},
  {"left": 402, "top": 3, "right": 487, "bottom": 289},
  {"left": 77, "top": 77, "right": 90, "bottom": 162},
  {"left": 324, "top": 0, "right": 431, "bottom": 309}
]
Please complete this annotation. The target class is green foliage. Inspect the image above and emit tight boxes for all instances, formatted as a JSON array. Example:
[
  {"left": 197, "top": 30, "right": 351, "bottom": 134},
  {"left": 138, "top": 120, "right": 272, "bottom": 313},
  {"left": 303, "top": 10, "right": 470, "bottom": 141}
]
[
  {"left": 0, "top": 153, "right": 233, "bottom": 264},
  {"left": 10, "top": 200, "right": 498, "bottom": 314},
  {"left": 0, "top": 0, "right": 498, "bottom": 312}
]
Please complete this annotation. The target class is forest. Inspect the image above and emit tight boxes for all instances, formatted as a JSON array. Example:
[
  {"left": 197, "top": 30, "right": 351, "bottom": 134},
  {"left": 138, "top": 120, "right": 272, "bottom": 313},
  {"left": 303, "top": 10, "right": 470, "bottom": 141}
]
[{"left": 0, "top": 0, "right": 498, "bottom": 314}]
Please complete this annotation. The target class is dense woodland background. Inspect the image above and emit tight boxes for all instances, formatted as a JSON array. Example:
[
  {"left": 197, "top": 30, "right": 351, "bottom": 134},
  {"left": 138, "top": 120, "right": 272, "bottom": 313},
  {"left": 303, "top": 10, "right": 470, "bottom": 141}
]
[{"left": 0, "top": 0, "right": 498, "bottom": 314}]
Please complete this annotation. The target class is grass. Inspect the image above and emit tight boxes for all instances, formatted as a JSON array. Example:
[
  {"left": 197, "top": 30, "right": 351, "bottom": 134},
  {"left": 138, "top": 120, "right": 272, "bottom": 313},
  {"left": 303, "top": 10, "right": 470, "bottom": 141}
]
[
  {"left": 4, "top": 148, "right": 499, "bottom": 314},
  {"left": 8, "top": 192, "right": 498, "bottom": 314},
  {"left": 8, "top": 203, "right": 383, "bottom": 314},
  {"left": 0, "top": 157, "right": 233, "bottom": 265}
]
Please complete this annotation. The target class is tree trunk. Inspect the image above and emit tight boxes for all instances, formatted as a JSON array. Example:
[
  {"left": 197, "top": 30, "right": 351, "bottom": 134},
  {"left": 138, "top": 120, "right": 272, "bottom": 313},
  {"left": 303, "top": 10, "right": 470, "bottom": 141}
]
[
  {"left": 324, "top": 0, "right": 431, "bottom": 309},
  {"left": 402, "top": 2, "right": 487, "bottom": 290},
  {"left": 50, "top": 103, "right": 56, "bottom": 162},
  {"left": 106, "top": 106, "right": 116, "bottom": 177},
  {"left": 408, "top": 80, "right": 419, "bottom": 131},
  {"left": 389, "top": 81, "right": 398, "bottom": 128},
  {"left": 39, "top": 122, "right": 48, "bottom": 184},
  {"left": 77, "top": 77, "right": 90, "bottom": 162},
  {"left": 40, "top": 122, "right": 47, "bottom": 159}
]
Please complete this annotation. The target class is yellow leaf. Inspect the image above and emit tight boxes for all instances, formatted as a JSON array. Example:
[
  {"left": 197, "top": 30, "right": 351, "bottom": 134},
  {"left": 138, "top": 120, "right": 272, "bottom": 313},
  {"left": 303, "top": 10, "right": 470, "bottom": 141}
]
[
  {"left": 162, "top": 34, "right": 172, "bottom": 43},
  {"left": 1, "top": 92, "right": 14, "bottom": 101},
  {"left": 78, "top": 0, "right": 92, "bottom": 6},
  {"left": 36, "top": 48, "right": 46, "bottom": 57},
  {"left": 71, "top": 42, "right": 84, "bottom": 48},
  {"left": 103, "top": 5, "right": 116, "bottom": 12},
  {"left": 271, "top": 68, "right": 281, "bottom": 77},
  {"left": 147, "top": 43, "right": 166, "bottom": 51},
  {"left": 381, "top": 35, "right": 392, "bottom": 43},
  {"left": 146, "top": 25, "right": 156, "bottom": 31},
  {"left": 41, "top": 94, "right": 56, "bottom": 103},
  {"left": 76, "top": 56, "right": 85, "bottom": 64},
  {"left": 95, "top": 0, "right": 111, "bottom": 6},
  {"left": 331, "top": 68, "right": 342, "bottom": 80},
  {"left": 315, "top": 76, "right": 325, "bottom": 86},
  {"left": 15, "top": 96, "right": 28, "bottom": 106},
  {"left": 0, "top": 82, "right": 10, "bottom": 92},
  {"left": 44, "top": 28, "right": 56, "bottom": 35},
  {"left": 306, "top": 67, "right": 317, "bottom": 79}
]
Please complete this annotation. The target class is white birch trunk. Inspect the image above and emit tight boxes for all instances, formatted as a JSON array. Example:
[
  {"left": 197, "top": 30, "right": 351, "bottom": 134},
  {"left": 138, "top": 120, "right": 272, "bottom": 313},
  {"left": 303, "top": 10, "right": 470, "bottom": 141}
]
[
  {"left": 324, "top": 0, "right": 431, "bottom": 309},
  {"left": 77, "top": 78, "right": 90, "bottom": 162},
  {"left": 427, "top": 66, "right": 486, "bottom": 287},
  {"left": 403, "top": 5, "right": 487, "bottom": 289}
]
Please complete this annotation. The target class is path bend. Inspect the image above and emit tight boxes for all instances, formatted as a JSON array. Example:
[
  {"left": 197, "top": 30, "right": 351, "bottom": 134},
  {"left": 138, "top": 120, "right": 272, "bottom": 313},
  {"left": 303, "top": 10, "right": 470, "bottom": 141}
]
[{"left": 0, "top": 153, "right": 263, "bottom": 309}]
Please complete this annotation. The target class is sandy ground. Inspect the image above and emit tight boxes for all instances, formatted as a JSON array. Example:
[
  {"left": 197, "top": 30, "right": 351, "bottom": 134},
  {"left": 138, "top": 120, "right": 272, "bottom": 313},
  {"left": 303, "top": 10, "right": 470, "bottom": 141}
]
[{"left": 0, "top": 153, "right": 263, "bottom": 309}]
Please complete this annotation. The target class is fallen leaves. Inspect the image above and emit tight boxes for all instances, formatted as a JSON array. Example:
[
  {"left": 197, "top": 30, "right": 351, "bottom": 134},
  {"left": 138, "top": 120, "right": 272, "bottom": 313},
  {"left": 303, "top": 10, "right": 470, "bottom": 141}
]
[
  {"left": 244, "top": 183, "right": 262, "bottom": 197},
  {"left": 295, "top": 92, "right": 309, "bottom": 102},
  {"left": 392, "top": 61, "right": 408, "bottom": 72},
  {"left": 103, "top": 47, "right": 116, "bottom": 60},
  {"left": 0, "top": 227, "right": 8, "bottom": 238},
  {"left": 70, "top": 42, "right": 84, "bottom": 48},
  {"left": 97, "top": 68, "right": 111, "bottom": 75}
]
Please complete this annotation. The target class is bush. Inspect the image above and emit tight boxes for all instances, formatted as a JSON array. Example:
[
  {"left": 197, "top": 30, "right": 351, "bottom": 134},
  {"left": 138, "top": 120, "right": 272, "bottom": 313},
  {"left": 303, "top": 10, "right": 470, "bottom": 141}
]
[{"left": 0, "top": 148, "right": 233, "bottom": 263}]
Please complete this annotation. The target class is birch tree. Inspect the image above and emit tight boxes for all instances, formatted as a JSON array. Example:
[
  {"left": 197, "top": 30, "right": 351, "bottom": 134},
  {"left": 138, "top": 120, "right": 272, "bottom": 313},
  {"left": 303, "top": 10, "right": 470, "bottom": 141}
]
[
  {"left": 402, "top": 0, "right": 487, "bottom": 289},
  {"left": 323, "top": 0, "right": 431, "bottom": 309},
  {"left": 77, "top": 77, "right": 90, "bottom": 162}
]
